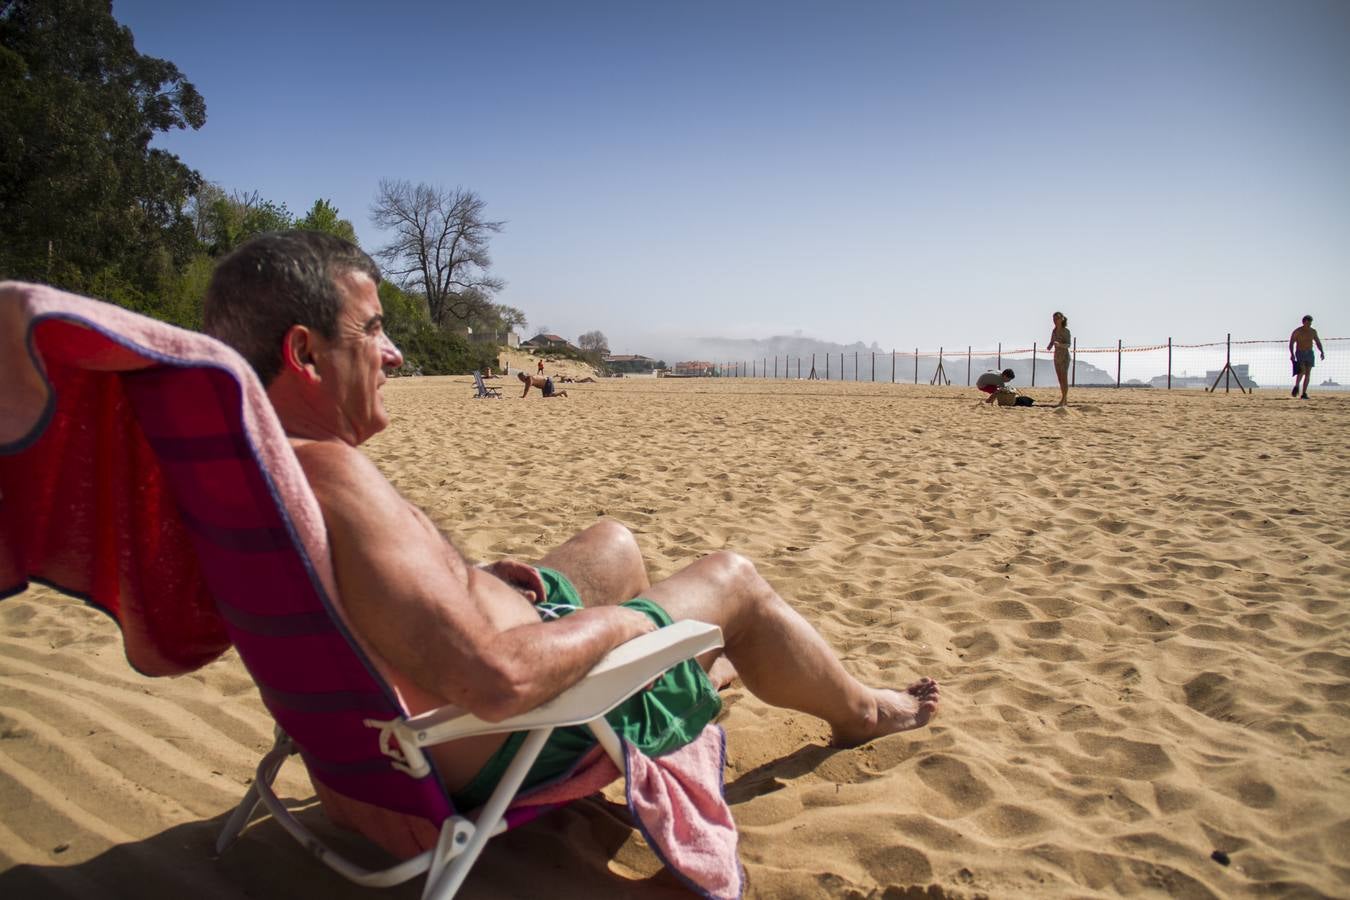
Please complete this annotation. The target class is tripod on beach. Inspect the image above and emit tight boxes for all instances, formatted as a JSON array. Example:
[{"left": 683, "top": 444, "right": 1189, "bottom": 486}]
[
  {"left": 1207, "top": 333, "right": 1250, "bottom": 394},
  {"left": 929, "top": 348, "right": 951, "bottom": 386}
]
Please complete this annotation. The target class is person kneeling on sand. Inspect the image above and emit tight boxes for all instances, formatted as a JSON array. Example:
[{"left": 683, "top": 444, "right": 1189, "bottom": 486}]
[
  {"left": 976, "top": 368, "right": 1016, "bottom": 405},
  {"left": 202, "top": 230, "right": 941, "bottom": 811},
  {"left": 518, "top": 371, "right": 567, "bottom": 398}
]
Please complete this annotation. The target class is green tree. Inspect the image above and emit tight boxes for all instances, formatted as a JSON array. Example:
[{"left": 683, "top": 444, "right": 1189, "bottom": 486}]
[
  {"left": 377, "top": 280, "right": 494, "bottom": 376},
  {"left": 202, "top": 190, "right": 292, "bottom": 255},
  {"left": 0, "top": 0, "right": 206, "bottom": 291},
  {"left": 295, "top": 198, "right": 357, "bottom": 245},
  {"left": 464, "top": 302, "right": 527, "bottom": 339}
]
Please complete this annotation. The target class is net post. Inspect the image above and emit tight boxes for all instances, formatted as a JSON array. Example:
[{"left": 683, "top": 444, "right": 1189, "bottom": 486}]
[
  {"left": 1116, "top": 339, "right": 1122, "bottom": 387},
  {"left": 1225, "top": 333, "right": 1231, "bottom": 393}
]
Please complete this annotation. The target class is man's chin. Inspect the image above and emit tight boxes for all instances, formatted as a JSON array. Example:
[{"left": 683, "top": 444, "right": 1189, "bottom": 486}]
[{"left": 353, "top": 413, "right": 390, "bottom": 446}]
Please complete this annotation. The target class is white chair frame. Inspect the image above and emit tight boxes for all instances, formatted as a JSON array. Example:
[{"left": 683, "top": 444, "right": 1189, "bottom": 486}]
[{"left": 216, "top": 620, "right": 724, "bottom": 899}]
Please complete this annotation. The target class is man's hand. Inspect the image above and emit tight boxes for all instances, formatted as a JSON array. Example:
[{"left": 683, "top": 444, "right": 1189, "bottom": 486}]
[{"left": 480, "top": 559, "right": 547, "bottom": 602}]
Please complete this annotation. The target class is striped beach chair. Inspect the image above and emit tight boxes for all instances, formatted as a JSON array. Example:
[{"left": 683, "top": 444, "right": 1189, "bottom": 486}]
[{"left": 0, "top": 283, "right": 727, "bottom": 898}]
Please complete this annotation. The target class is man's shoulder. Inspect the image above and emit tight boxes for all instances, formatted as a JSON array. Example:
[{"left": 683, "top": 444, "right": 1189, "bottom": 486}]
[
  {"left": 293, "top": 438, "right": 374, "bottom": 476},
  {"left": 292, "top": 439, "right": 394, "bottom": 509}
]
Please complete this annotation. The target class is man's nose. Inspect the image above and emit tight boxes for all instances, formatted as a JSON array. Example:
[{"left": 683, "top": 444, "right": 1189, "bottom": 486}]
[{"left": 381, "top": 334, "right": 404, "bottom": 369}]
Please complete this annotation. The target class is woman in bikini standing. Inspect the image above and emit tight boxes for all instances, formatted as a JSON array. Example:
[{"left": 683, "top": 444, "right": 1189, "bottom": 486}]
[{"left": 1047, "top": 311, "right": 1071, "bottom": 407}]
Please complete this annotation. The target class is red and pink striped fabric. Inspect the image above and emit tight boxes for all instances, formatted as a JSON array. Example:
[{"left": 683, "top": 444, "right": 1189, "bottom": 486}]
[{"left": 0, "top": 281, "right": 455, "bottom": 842}]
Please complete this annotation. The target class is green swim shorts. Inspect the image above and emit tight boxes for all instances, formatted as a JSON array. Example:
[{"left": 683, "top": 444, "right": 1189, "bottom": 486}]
[{"left": 449, "top": 567, "right": 722, "bottom": 810}]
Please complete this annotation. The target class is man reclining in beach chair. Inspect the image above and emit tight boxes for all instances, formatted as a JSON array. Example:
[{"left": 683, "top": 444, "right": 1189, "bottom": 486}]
[
  {"left": 0, "top": 278, "right": 732, "bottom": 897},
  {"left": 199, "top": 232, "right": 940, "bottom": 811}
]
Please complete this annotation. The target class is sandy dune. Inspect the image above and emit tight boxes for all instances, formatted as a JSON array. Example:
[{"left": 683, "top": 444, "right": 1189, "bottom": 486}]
[{"left": 2, "top": 377, "right": 1347, "bottom": 898}]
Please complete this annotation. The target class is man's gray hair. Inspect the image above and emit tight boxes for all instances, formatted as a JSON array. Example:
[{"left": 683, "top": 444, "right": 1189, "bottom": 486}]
[{"left": 203, "top": 230, "right": 380, "bottom": 385}]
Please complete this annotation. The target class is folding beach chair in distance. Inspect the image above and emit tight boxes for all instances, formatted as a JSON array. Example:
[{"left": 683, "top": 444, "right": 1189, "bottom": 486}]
[
  {"left": 0, "top": 283, "right": 723, "bottom": 899},
  {"left": 471, "top": 370, "right": 502, "bottom": 398}
]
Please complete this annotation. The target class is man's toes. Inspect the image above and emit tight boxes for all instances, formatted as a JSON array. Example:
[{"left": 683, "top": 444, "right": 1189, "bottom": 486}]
[{"left": 908, "top": 678, "right": 939, "bottom": 700}]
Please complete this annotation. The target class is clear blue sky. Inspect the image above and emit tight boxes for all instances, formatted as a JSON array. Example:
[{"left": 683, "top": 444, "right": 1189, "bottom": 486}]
[{"left": 115, "top": 0, "right": 1349, "bottom": 357}]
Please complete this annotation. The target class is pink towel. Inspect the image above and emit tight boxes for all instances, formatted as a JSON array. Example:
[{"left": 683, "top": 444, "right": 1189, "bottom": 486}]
[
  {"left": 624, "top": 725, "right": 743, "bottom": 900},
  {"left": 518, "top": 725, "right": 742, "bottom": 899},
  {"left": 0, "top": 281, "right": 325, "bottom": 674}
]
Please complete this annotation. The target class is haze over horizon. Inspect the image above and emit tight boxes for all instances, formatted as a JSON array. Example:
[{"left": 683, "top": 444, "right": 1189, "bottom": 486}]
[{"left": 117, "top": 0, "right": 1349, "bottom": 357}]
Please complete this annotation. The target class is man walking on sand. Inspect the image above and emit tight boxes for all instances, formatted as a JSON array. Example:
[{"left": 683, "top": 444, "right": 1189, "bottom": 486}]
[
  {"left": 1289, "top": 315, "right": 1325, "bottom": 399},
  {"left": 202, "top": 230, "right": 940, "bottom": 810}
]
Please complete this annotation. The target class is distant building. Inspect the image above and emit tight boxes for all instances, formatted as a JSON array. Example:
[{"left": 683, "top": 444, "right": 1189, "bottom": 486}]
[
  {"left": 670, "top": 360, "right": 716, "bottom": 377},
  {"left": 1150, "top": 363, "right": 1258, "bottom": 390},
  {"left": 521, "top": 333, "right": 576, "bottom": 351},
  {"left": 464, "top": 327, "right": 519, "bottom": 348},
  {"left": 605, "top": 354, "right": 656, "bottom": 374}
]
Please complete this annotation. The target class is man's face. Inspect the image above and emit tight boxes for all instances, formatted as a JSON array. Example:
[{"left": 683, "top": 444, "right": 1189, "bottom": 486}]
[{"left": 313, "top": 270, "right": 403, "bottom": 445}]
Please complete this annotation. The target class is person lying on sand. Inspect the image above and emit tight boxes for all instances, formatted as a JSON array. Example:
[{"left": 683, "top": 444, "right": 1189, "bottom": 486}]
[
  {"left": 202, "top": 230, "right": 941, "bottom": 808},
  {"left": 517, "top": 371, "right": 567, "bottom": 398}
]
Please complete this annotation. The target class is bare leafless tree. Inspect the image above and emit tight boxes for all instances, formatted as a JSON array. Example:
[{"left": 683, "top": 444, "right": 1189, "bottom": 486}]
[
  {"left": 369, "top": 180, "right": 505, "bottom": 326},
  {"left": 578, "top": 330, "right": 610, "bottom": 354}
]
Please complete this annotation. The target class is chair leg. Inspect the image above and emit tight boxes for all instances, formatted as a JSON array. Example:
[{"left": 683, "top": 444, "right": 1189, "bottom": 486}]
[
  {"left": 217, "top": 729, "right": 294, "bottom": 854},
  {"left": 216, "top": 781, "right": 263, "bottom": 854},
  {"left": 422, "top": 727, "right": 552, "bottom": 900}
]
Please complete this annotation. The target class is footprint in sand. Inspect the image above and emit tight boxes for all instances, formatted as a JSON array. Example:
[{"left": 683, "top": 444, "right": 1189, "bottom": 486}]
[{"left": 914, "top": 753, "right": 993, "bottom": 815}]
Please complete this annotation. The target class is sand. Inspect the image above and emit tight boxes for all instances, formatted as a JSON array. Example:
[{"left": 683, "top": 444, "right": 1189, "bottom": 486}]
[{"left": 2, "top": 377, "right": 1348, "bottom": 898}]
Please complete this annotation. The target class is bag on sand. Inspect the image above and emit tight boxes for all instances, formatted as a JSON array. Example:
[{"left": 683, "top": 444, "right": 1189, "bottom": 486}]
[{"left": 1015, "top": 396, "right": 1034, "bottom": 407}]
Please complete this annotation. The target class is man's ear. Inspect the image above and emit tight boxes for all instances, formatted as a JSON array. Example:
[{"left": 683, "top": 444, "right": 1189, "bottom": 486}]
[{"left": 281, "top": 325, "right": 320, "bottom": 382}]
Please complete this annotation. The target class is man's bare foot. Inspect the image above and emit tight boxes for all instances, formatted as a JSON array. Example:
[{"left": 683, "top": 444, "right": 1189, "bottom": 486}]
[{"left": 831, "top": 678, "right": 940, "bottom": 747}]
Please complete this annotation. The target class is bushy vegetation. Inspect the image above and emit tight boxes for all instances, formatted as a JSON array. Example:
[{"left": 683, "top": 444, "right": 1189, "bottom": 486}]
[
  {"left": 379, "top": 283, "right": 497, "bottom": 376},
  {"left": 537, "top": 343, "right": 609, "bottom": 374},
  {"left": 0, "top": 0, "right": 510, "bottom": 376}
]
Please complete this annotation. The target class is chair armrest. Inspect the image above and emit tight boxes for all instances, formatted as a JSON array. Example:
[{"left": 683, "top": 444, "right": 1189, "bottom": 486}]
[{"left": 402, "top": 620, "right": 723, "bottom": 749}]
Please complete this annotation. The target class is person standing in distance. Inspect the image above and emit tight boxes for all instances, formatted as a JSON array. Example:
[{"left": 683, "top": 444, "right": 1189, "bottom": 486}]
[{"left": 1047, "top": 312, "right": 1071, "bottom": 408}]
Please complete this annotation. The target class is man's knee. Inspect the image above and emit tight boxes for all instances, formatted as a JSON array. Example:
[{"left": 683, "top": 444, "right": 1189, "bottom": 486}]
[
  {"left": 704, "top": 550, "right": 763, "bottom": 593},
  {"left": 587, "top": 517, "right": 641, "bottom": 560}
]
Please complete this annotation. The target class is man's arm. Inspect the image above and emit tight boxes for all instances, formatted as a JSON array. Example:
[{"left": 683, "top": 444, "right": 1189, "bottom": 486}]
[
  {"left": 1290, "top": 330, "right": 1298, "bottom": 358},
  {"left": 296, "top": 441, "right": 654, "bottom": 722},
  {"left": 520, "top": 381, "right": 531, "bottom": 397},
  {"left": 1314, "top": 330, "right": 1325, "bottom": 358}
]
